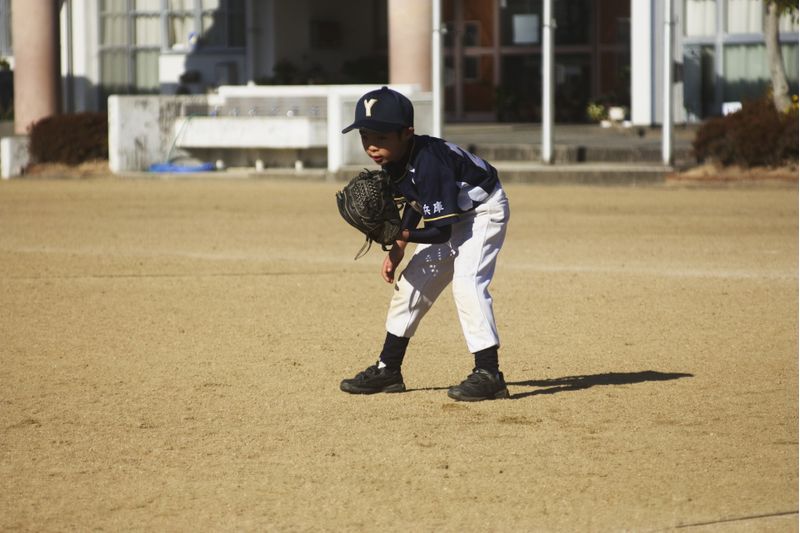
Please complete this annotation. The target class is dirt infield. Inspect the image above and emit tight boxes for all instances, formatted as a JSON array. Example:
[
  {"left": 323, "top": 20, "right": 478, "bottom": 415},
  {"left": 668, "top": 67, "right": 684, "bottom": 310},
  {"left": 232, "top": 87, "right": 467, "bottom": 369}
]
[{"left": 1, "top": 176, "right": 797, "bottom": 531}]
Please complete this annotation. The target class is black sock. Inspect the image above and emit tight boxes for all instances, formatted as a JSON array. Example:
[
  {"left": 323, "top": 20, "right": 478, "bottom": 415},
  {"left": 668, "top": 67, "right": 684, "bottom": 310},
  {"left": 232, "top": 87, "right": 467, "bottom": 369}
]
[
  {"left": 473, "top": 346, "right": 499, "bottom": 374},
  {"left": 379, "top": 332, "right": 409, "bottom": 370}
]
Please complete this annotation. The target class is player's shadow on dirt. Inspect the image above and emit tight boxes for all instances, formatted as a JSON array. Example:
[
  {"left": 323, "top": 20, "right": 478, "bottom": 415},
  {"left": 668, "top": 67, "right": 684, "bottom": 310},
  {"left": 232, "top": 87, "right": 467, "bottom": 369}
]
[{"left": 506, "top": 370, "right": 693, "bottom": 400}]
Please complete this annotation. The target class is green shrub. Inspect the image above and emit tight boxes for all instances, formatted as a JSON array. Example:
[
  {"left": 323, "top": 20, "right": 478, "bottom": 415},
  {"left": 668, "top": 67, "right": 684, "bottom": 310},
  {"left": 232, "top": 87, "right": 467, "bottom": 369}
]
[
  {"left": 28, "top": 112, "right": 108, "bottom": 165},
  {"left": 692, "top": 96, "right": 798, "bottom": 168}
]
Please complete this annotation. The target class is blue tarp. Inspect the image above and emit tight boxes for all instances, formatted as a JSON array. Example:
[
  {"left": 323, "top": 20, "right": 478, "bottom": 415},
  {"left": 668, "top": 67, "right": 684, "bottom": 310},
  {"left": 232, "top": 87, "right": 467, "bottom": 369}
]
[{"left": 148, "top": 162, "right": 216, "bottom": 173}]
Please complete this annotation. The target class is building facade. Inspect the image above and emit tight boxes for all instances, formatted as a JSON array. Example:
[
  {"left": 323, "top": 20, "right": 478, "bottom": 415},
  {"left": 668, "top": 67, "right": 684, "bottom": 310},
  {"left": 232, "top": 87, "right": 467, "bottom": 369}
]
[
  {"left": 0, "top": 0, "right": 797, "bottom": 125},
  {"left": 441, "top": 0, "right": 633, "bottom": 122}
]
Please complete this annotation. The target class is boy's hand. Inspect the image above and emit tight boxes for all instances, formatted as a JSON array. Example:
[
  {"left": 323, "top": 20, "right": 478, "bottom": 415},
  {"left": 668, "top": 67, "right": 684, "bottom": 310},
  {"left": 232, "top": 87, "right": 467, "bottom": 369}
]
[{"left": 381, "top": 243, "right": 405, "bottom": 283}]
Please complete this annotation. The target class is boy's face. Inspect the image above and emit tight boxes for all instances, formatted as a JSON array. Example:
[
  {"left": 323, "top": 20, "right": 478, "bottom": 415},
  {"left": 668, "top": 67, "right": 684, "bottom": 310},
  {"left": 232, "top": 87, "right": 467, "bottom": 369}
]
[{"left": 359, "top": 127, "right": 414, "bottom": 166}]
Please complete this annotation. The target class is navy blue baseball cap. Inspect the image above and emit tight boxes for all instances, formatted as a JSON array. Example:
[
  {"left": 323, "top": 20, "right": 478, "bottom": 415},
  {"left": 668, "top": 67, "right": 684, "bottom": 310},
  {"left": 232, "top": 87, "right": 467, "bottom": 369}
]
[{"left": 341, "top": 86, "right": 414, "bottom": 133}]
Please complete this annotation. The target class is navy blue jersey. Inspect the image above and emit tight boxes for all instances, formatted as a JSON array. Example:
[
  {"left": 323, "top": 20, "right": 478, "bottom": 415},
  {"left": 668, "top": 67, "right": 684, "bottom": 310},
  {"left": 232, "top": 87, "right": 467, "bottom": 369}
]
[{"left": 383, "top": 135, "right": 499, "bottom": 228}]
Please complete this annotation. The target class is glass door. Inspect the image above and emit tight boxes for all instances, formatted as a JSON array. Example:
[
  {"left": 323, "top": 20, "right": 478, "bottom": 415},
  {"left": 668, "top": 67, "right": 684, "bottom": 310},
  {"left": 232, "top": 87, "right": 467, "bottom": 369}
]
[{"left": 444, "top": 0, "right": 498, "bottom": 121}]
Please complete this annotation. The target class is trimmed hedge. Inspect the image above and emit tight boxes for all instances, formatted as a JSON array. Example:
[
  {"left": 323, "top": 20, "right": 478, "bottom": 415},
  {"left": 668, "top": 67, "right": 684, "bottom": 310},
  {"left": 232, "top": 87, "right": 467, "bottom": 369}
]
[
  {"left": 28, "top": 112, "right": 108, "bottom": 165},
  {"left": 692, "top": 96, "right": 798, "bottom": 168}
]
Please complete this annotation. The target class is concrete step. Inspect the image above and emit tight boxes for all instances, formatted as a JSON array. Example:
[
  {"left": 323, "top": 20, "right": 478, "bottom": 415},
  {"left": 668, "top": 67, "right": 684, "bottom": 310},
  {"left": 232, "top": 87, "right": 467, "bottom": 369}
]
[
  {"left": 492, "top": 161, "right": 671, "bottom": 185},
  {"left": 467, "top": 143, "right": 693, "bottom": 165},
  {"left": 443, "top": 123, "right": 697, "bottom": 167},
  {"left": 121, "top": 162, "right": 671, "bottom": 186},
  {"left": 336, "top": 161, "right": 673, "bottom": 186}
]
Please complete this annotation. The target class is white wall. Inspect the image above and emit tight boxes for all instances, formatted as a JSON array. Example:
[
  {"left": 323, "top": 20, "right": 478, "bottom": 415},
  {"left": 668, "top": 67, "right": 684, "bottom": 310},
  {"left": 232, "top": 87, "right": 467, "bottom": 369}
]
[
  {"left": 108, "top": 87, "right": 430, "bottom": 173},
  {"left": 248, "top": 0, "right": 276, "bottom": 83},
  {"left": 159, "top": 52, "right": 246, "bottom": 94},
  {"left": 634, "top": 0, "right": 686, "bottom": 126},
  {"left": 631, "top": 0, "right": 653, "bottom": 125},
  {"left": 60, "top": 0, "right": 100, "bottom": 112}
]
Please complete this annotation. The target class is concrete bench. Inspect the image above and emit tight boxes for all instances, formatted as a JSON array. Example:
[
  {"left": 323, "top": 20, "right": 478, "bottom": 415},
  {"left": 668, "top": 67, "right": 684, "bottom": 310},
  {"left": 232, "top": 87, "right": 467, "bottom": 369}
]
[
  {"left": 108, "top": 85, "right": 432, "bottom": 174},
  {"left": 173, "top": 116, "right": 326, "bottom": 149}
]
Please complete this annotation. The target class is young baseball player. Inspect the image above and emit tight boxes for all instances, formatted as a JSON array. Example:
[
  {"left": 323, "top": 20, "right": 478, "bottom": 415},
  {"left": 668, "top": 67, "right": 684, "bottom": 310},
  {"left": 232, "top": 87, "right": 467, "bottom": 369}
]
[{"left": 339, "top": 86, "right": 510, "bottom": 401}]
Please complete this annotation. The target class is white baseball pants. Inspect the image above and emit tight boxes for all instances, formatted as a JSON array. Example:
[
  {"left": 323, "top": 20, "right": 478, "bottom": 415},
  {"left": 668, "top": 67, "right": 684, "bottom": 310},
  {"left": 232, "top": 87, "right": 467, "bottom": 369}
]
[{"left": 385, "top": 185, "right": 509, "bottom": 353}]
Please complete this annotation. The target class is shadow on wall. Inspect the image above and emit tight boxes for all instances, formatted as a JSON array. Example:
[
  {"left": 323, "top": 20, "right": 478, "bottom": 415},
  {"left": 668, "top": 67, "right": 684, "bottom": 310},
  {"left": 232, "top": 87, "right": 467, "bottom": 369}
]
[
  {"left": 168, "top": 0, "right": 388, "bottom": 95},
  {"left": 162, "top": 0, "right": 246, "bottom": 96},
  {"left": 683, "top": 44, "right": 799, "bottom": 120},
  {"left": 0, "top": 58, "right": 12, "bottom": 120}
]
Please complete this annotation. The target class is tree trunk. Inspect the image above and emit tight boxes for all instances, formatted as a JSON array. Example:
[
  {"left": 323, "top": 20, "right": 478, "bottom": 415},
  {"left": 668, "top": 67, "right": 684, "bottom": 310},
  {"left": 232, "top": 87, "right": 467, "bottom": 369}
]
[{"left": 764, "top": 1, "right": 792, "bottom": 112}]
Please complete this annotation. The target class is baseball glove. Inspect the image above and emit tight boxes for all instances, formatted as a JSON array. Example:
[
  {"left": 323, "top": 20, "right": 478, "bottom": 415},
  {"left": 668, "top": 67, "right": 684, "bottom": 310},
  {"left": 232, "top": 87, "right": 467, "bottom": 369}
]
[{"left": 336, "top": 169, "right": 403, "bottom": 259}]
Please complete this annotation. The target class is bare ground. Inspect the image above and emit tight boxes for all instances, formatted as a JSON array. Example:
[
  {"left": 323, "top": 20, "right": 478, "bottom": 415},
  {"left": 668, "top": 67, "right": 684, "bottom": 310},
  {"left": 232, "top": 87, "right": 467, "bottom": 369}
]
[
  {"left": 667, "top": 163, "right": 798, "bottom": 184},
  {"left": 0, "top": 176, "right": 797, "bottom": 531}
]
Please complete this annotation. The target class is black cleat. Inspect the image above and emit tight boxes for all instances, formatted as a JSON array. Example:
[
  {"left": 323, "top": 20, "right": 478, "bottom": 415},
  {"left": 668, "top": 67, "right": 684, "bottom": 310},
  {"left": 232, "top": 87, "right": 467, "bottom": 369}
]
[
  {"left": 447, "top": 368, "right": 510, "bottom": 401},
  {"left": 340, "top": 363, "right": 406, "bottom": 394}
]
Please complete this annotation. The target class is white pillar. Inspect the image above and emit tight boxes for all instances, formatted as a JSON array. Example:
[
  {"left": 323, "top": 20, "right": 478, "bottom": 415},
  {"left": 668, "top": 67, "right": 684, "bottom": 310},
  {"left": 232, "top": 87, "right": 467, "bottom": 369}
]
[
  {"left": 388, "top": 0, "right": 432, "bottom": 90},
  {"left": 245, "top": 0, "right": 256, "bottom": 83},
  {"left": 631, "top": 0, "right": 653, "bottom": 125},
  {"left": 431, "top": 0, "right": 443, "bottom": 138},
  {"left": 327, "top": 93, "right": 343, "bottom": 173},
  {"left": 12, "top": 0, "right": 61, "bottom": 134},
  {"left": 541, "top": 0, "right": 554, "bottom": 164},
  {"left": 662, "top": 0, "right": 674, "bottom": 166}
]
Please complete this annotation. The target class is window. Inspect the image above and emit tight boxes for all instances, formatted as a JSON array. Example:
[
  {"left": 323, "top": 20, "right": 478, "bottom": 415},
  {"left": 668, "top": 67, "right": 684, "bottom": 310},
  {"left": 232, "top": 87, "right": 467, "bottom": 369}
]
[
  {"left": 553, "top": 0, "right": 590, "bottom": 45},
  {"left": 463, "top": 55, "right": 494, "bottom": 112},
  {"left": 726, "top": 0, "right": 762, "bottom": 33},
  {"left": 199, "top": 0, "right": 245, "bottom": 48},
  {"left": 99, "top": 0, "right": 161, "bottom": 95},
  {"left": 310, "top": 19, "right": 342, "bottom": 50},
  {"left": 780, "top": 10, "right": 800, "bottom": 33},
  {"left": 727, "top": 0, "right": 800, "bottom": 34},
  {"left": 463, "top": 21, "right": 480, "bottom": 47},
  {"left": 99, "top": 0, "right": 245, "bottom": 100},
  {"left": 597, "top": 0, "right": 630, "bottom": 46},
  {"left": 0, "top": 0, "right": 11, "bottom": 58},
  {"left": 724, "top": 43, "right": 799, "bottom": 101},
  {"left": 499, "top": 0, "right": 590, "bottom": 46},
  {"left": 166, "top": 0, "right": 245, "bottom": 50},
  {"left": 500, "top": 0, "right": 541, "bottom": 47},
  {"left": 554, "top": 54, "right": 591, "bottom": 121},
  {"left": 463, "top": 56, "right": 479, "bottom": 81},
  {"left": 685, "top": 0, "right": 716, "bottom": 37},
  {"left": 168, "top": 0, "right": 196, "bottom": 50}
]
